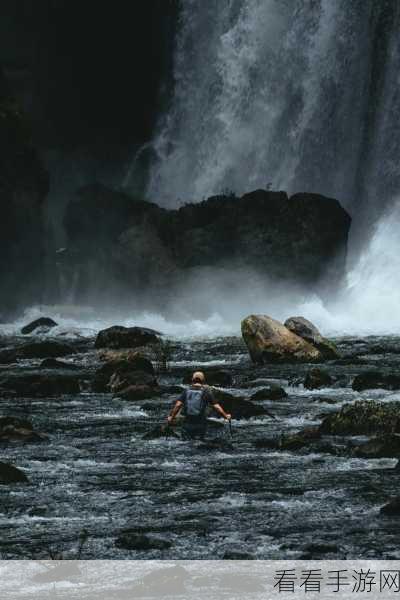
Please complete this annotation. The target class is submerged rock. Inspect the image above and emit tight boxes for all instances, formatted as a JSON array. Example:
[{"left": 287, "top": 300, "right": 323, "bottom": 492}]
[
  {"left": 95, "top": 326, "right": 160, "bottom": 349},
  {"left": 211, "top": 388, "right": 271, "bottom": 419},
  {"left": 40, "top": 358, "right": 79, "bottom": 370},
  {"left": 279, "top": 427, "right": 321, "bottom": 451},
  {"left": 284, "top": 316, "right": 339, "bottom": 359},
  {"left": 0, "top": 373, "right": 80, "bottom": 397},
  {"left": 352, "top": 434, "right": 400, "bottom": 459},
  {"left": 304, "top": 368, "right": 333, "bottom": 390},
  {"left": 115, "top": 532, "right": 172, "bottom": 551},
  {"left": 241, "top": 315, "right": 322, "bottom": 364},
  {"left": 352, "top": 371, "right": 400, "bottom": 391},
  {"left": 0, "top": 461, "right": 28, "bottom": 483},
  {"left": 21, "top": 317, "right": 58, "bottom": 335},
  {"left": 380, "top": 498, "right": 400, "bottom": 516},
  {"left": 0, "top": 416, "right": 47, "bottom": 444},
  {"left": 0, "top": 341, "right": 76, "bottom": 364},
  {"left": 250, "top": 386, "right": 287, "bottom": 401},
  {"left": 320, "top": 401, "right": 400, "bottom": 435}
]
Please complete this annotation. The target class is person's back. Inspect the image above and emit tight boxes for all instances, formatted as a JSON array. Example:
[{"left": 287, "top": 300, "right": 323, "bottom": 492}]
[{"left": 167, "top": 371, "right": 231, "bottom": 440}]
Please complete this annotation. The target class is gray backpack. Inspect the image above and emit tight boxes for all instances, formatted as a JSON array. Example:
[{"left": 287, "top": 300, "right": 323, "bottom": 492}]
[{"left": 184, "top": 388, "right": 206, "bottom": 417}]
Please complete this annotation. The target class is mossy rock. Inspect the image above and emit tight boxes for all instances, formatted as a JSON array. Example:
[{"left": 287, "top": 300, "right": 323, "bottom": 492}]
[{"left": 320, "top": 400, "right": 400, "bottom": 435}]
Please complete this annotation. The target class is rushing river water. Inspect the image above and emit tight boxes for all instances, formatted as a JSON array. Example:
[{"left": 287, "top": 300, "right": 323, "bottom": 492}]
[{"left": 0, "top": 331, "right": 399, "bottom": 560}]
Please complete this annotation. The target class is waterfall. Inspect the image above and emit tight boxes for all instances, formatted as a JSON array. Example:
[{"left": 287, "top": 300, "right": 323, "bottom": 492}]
[{"left": 146, "top": 0, "right": 400, "bottom": 228}]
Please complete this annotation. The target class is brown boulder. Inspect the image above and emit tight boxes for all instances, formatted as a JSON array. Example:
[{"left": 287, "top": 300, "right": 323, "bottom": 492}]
[{"left": 241, "top": 315, "right": 322, "bottom": 364}]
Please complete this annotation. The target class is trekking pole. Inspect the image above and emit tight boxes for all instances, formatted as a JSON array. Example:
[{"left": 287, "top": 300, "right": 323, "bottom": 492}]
[{"left": 228, "top": 418, "right": 233, "bottom": 439}]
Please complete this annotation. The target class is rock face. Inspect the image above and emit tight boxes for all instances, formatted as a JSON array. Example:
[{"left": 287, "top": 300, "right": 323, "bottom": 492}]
[
  {"left": 21, "top": 317, "right": 58, "bottom": 335},
  {"left": 352, "top": 371, "right": 400, "bottom": 392},
  {"left": 0, "top": 67, "right": 49, "bottom": 318},
  {"left": 320, "top": 401, "right": 400, "bottom": 436},
  {"left": 62, "top": 185, "right": 351, "bottom": 308},
  {"left": 284, "top": 317, "right": 339, "bottom": 359},
  {"left": 95, "top": 326, "right": 160, "bottom": 349},
  {"left": 241, "top": 315, "right": 322, "bottom": 364}
]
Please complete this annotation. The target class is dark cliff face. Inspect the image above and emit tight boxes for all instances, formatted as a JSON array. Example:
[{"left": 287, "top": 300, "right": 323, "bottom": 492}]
[
  {"left": 62, "top": 185, "right": 351, "bottom": 311},
  {"left": 0, "top": 67, "right": 49, "bottom": 317}
]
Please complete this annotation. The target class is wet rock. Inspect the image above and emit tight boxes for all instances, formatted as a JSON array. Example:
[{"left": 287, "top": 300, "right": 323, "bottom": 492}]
[
  {"left": 279, "top": 427, "right": 321, "bottom": 451},
  {"left": 0, "top": 461, "right": 28, "bottom": 483},
  {"left": 0, "top": 416, "right": 48, "bottom": 444},
  {"left": 284, "top": 316, "right": 340, "bottom": 359},
  {"left": 380, "top": 498, "right": 400, "bottom": 516},
  {"left": 143, "top": 424, "right": 181, "bottom": 440},
  {"left": 222, "top": 550, "right": 255, "bottom": 559},
  {"left": 182, "top": 369, "right": 232, "bottom": 387},
  {"left": 40, "top": 358, "right": 79, "bottom": 370},
  {"left": 250, "top": 386, "right": 287, "bottom": 401},
  {"left": 320, "top": 401, "right": 400, "bottom": 435},
  {"left": 116, "top": 385, "right": 159, "bottom": 401},
  {"left": 0, "top": 373, "right": 80, "bottom": 397},
  {"left": 352, "top": 371, "right": 400, "bottom": 392},
  {"left": 21, "top": 317, "right": 58, "bottom": 335},
  {"left": 241, "top": 315, "right": 322, "bottom": 364},
  {"left": 0, "top": 340, "right": 76, "bottom": 364},
  {"left": 254, "top": 437, "right": 280, "bottom": 450},
  {"left": 92, "top": 354, "right": 155, "bottom": 393},
  {"left": 304, "top": 368, "right": 333, "bottom": 390},
  {"left": 95, "top": 325, "right": 160, "bottom": 349},
  {"left": 352, "top": 434, "right": 400, "bottom": 459},
  {"left": 211, "top": 388, "right": 270, "bottom": 419},
  {"left": 115, "top": 532, "right": 172, "bottom": 551},
  {"left": 158, "top": 385, "right": 185, "bottom": 395},
  {"left": 109, "top": 369, "right": 157, "bottom": 394},
  {"left": 302, "top": 542, "right": 339, "bottom": 556}
]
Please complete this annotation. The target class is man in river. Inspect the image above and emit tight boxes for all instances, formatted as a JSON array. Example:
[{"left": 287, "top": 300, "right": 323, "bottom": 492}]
[{"left": 167, "top": 371, "right": 231, "bottom": 440}]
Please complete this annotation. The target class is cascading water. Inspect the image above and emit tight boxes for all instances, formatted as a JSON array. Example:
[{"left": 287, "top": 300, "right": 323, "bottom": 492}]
[
  {"left": 147, "top": 0, "right": 400, "bottom": 225},
  {"left": 141, "top": 0, "right": 400, "bottom": 334}
]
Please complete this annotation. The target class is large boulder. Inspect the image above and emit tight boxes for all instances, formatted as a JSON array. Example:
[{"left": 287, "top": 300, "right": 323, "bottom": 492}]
[
  {"left": 116, "top": 385, "right": 159, "bottom": 401},
  {"left": 63, "top": 186, "right": 350, "bottom": 310},
  {"left": 352, "top": 371, "right": 400, "bottom": 392},
  {"left": 92, "top": 353, "right": 156, "bottom": 393},
  {"left": 95, "top": 326, "right": 160, "bottom": 349},
  {"left": 21, "top": 317, "right": 58, "bottom": 335},
  {"left": 241, "top": 315, "right": 322, "bottom": 364},
  {"left": 319, "top": 401, "right": 400, "bottom": 436},
  {"left": 284, "top": 317, "right": 339, "bottom": 359},
  {"left": 0, "top": 461, "right": 28, "bottom": 483}
]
